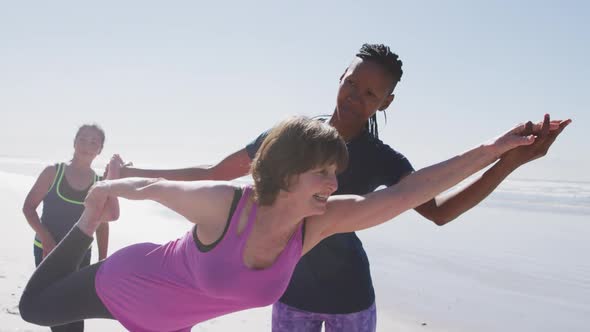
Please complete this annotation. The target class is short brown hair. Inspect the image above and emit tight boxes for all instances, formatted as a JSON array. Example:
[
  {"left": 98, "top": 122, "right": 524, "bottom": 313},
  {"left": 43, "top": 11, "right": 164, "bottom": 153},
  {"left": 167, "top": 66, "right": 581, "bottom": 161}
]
[{"left": 251, "top": 116, "right": 348, "bottom": 206}]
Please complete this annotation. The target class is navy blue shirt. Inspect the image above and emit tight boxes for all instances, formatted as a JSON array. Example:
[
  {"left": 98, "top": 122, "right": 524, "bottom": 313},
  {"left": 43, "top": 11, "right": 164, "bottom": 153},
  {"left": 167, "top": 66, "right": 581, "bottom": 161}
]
[{"left": 246, "top": 117, "right": 414, "bottom": 314}]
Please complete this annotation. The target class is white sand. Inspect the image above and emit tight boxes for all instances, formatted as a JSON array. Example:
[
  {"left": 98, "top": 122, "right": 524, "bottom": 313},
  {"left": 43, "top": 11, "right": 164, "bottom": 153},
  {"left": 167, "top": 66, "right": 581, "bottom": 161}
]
[{"left": 1, "top": 170, "right": 588, "bottom": 331}]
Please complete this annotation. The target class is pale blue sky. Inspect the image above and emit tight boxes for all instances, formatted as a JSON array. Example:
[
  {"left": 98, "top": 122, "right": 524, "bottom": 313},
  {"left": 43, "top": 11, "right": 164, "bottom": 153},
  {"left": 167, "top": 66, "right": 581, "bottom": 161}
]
[{"left": 1, "top": 1, "right": 588, "bottom": 180}]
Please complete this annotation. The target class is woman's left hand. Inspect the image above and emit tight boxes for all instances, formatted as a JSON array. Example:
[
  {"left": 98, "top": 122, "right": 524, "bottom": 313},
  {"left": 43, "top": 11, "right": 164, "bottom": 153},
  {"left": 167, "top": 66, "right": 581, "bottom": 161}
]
[
  {"left": 501, "top": 116, "right": 571, "bottom": 166},
  {"left": 491, "top": 114, "right": 563, "bottom": 156}
]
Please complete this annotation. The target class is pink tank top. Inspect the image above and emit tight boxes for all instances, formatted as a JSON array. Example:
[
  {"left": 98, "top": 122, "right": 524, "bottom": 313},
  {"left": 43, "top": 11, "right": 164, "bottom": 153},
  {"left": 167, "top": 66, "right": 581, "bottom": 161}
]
[{"left": 95, "top": 187, "right": 303, "bottom": 332}]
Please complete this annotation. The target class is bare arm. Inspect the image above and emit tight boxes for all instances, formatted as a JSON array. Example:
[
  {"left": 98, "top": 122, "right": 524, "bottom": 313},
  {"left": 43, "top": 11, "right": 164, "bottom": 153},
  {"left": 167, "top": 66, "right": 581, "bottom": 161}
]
[
  {"left": 307, "top": 121, "right": 541, "bottom": 243},
  {"left": 104, "top": 177, "right": 235, "bottom": 226},
  {"left": 413, "top": 158, "right": 517, "bottom": 225},
  {"left": 414, "top": 118, "right": 571, "bottom": 225},
  {"left": 119, "top": 148, "right": 252, "bottom": 181},
  {"left": 22, "top": 165, "right": 57, "bottom": 257}
]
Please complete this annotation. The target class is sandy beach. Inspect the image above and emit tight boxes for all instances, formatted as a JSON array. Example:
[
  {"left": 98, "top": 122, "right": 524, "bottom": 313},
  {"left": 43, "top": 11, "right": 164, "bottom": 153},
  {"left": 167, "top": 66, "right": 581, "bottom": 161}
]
[
  {"left": 0, "top": 170, "right": 274, "bottom": 332},
  {"left": 1, "top": 165, "right": 589, "bottom": 331},
  {"left": 1, "top": 0, "right": 587, "bottom": 330}
]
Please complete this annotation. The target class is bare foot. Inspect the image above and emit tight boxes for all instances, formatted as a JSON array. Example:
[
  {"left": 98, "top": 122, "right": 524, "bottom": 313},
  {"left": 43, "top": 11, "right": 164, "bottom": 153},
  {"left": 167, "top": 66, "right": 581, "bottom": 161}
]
[{"left": 77, "top": 182, "right": 112, "bottom": 236}]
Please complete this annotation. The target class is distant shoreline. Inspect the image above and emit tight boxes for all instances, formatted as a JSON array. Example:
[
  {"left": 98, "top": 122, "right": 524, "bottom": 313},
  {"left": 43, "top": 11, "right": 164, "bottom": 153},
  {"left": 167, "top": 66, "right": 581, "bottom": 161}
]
[{"left": 2, "top": 157, "right": 588, "bottom": 217}]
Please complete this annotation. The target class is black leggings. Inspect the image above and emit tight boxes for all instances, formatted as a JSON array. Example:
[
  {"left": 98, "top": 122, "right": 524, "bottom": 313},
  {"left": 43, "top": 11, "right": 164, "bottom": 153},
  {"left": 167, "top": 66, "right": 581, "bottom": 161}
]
[
  {"left": 20, "top": 227, "right": 114, "bottom": 327},
  {"left": 32, "top": 245, "right": 92, "bottom": 332}
]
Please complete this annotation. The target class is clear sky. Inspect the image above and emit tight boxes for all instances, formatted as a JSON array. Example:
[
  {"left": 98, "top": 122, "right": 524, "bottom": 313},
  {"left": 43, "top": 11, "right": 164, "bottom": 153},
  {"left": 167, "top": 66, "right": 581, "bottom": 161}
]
[{"left": 1, "top": 1, "right": 587, "bottom": 181}]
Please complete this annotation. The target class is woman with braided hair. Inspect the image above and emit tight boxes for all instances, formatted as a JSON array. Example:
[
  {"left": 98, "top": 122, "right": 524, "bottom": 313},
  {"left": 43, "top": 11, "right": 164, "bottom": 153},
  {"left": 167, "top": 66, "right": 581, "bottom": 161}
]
[{"left": 119, "top": 44, "right": 571, "bottom": 331}]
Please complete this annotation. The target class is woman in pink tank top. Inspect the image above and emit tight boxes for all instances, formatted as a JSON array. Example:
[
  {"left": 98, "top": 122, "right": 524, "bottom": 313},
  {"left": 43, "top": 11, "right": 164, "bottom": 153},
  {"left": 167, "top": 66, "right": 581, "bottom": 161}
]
[{"left": 20, "top": 115, "right": 566, "bottom": 331}]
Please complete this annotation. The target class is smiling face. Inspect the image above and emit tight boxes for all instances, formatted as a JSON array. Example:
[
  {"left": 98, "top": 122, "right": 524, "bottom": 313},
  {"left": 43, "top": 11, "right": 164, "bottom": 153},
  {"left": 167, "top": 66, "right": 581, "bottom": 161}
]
[
  {"left": 251, "top": 116, "right": 348, "bottom": 207},
  {"left": 73, "top": 126, "right": 104, "bottom": 162},
  {"left": 333, "top": 58, "right": 395, "bottom": 137},
  {"left": 287, "top": 163, "right": 339, "bottom": 216}
]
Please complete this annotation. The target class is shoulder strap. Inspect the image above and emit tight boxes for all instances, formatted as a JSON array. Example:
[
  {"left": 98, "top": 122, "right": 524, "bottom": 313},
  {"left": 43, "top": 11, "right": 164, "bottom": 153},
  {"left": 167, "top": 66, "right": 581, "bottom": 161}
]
[
  {"left": 47, "top": 163, "right": 63, "bottom": 193},
  {"left": 193, "top": 187, "right": 243, "bottom": 252},
  {"left": 239, "top": 190, "right": 259, "bottom": 237},
  {"left": 229, "top": 186, "right": 254, "bottom": 235}
]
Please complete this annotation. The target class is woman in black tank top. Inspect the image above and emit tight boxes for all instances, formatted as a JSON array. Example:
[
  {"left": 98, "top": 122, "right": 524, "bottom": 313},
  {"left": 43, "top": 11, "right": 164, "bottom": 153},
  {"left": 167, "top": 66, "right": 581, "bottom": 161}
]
[{"left": 22, "top": 124, "right": 110, "bottom": 332}]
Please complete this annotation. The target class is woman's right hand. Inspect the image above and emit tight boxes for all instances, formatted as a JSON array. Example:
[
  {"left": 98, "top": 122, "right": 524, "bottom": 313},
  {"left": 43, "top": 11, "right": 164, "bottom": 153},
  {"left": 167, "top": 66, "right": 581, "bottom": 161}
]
[
  {"left": 106, "top": 154, "right": 133, "bottom": 178},
  {"left": 491, "top": 114, "right": 561, "bottom": 156},
  {"left": 39, "top": 232, "right": 57, "bottom": 259},
  {"left": 106, "top": 154, "right": 125, "bottom": 180}
]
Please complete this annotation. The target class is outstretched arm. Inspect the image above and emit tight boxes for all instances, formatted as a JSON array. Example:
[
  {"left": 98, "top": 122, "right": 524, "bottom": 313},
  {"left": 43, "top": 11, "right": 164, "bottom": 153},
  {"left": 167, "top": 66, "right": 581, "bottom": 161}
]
[
  {"left": 414, "top": 117, "right": 571, "bottom": 225},
  {"left": 77, "top": 177, "right": 235, "bottom": 237},
  {"left": 307, "top": 117, "right": 553, "bottom": 245},
  {"left": 119, "top": 148, "right": 252, "bottom": 181},
  {"left": 107, "top": 177, "right": 235, "bottom": 226}
]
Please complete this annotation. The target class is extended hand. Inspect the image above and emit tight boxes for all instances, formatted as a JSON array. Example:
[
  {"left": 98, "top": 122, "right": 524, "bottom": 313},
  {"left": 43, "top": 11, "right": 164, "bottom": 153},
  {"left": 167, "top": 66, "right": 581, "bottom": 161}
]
[
  {"left": 104, "top": 154, "right": 132, "bottom": 179},
  {"left": 502, "top": 114, "right": 571, "bottom": 166},
  {"left": 107, "top": 154, "right": 126, "bottom": 179}
]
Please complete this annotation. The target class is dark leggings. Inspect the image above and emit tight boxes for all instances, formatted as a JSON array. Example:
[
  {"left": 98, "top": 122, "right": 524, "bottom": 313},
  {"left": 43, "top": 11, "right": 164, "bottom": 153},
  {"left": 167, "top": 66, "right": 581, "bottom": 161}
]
[
  {"left": 33, "top": 245, "right": 92, "bottom": 332},
  {"left": 20, "top": 227, "right": 114, "bottom": 327}
]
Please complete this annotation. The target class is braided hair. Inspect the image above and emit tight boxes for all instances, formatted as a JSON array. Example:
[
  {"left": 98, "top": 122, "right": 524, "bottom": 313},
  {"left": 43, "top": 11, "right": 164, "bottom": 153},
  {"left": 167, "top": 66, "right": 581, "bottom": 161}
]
[{"left": 356, "top": 43, "right": 403, "bottom": 138}]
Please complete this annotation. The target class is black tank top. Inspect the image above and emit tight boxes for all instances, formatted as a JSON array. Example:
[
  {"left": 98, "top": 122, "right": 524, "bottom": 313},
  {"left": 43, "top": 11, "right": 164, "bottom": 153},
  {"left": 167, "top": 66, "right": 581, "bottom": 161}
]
[{"left": 34, "top": 163, "right": 99, "bottom": 249}]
